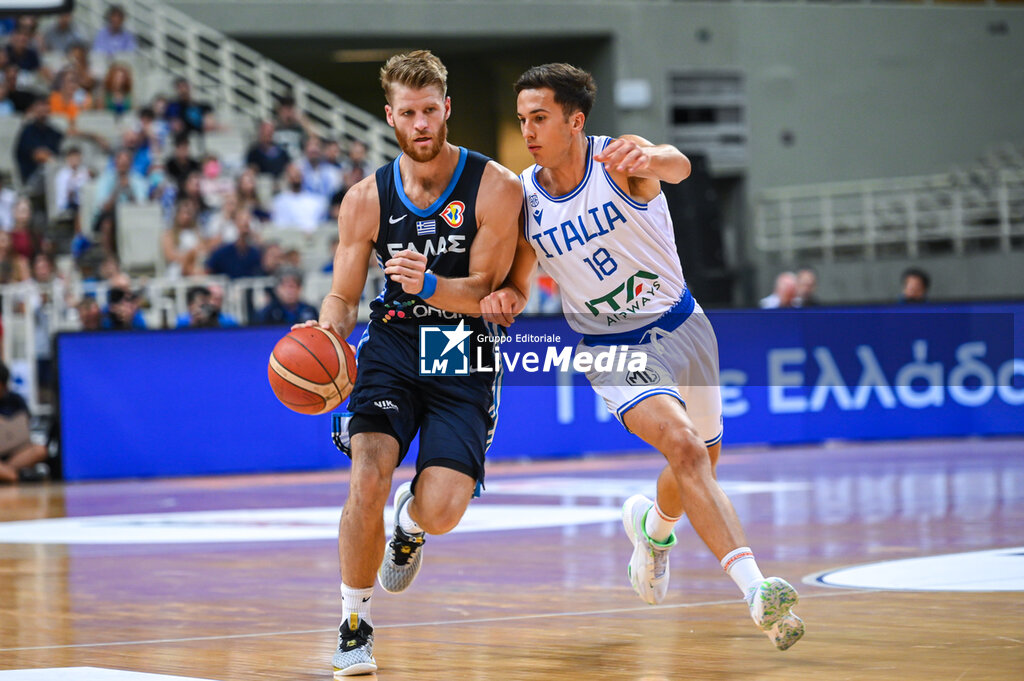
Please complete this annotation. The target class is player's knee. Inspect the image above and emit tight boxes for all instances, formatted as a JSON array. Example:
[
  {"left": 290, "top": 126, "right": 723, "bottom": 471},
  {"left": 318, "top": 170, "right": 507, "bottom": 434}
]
[
  {"left": 348, "top": 475, "right": 391, "bottom": 513},
  {"left": 348, "top": 437, "right": 399, "bottom": 501},
  {"left": 348, "top": 462, "right": 393, "bottom": 507},
  {"left": 416, "top": 503, "right": 466, "bottom": 535},
  {"left": 412, "top": 490, "right": 470, "bottom": 535},
  {"left": 662, "top": 427, "right": 706, "bottom": 477}
]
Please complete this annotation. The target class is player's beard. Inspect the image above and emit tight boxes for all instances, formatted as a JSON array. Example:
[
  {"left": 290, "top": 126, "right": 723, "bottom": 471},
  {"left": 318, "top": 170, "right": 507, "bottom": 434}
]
[{"left": 396, "top": 120, "right": 447, "bottom": 162}]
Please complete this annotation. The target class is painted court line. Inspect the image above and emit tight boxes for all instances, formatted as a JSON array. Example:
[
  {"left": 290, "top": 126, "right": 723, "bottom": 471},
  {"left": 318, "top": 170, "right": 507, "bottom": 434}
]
[{"left": 0, "top": 588, "right": 876, "bottom": 653}]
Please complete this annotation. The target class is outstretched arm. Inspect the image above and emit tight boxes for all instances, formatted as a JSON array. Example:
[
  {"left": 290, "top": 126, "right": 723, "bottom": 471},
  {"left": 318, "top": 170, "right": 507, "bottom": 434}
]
[
  {"left": 383, "top": 161, "right": 522, "bottom": 314},
  {"left": 594, "top": 134, "right": 690, "bottom": 203}
]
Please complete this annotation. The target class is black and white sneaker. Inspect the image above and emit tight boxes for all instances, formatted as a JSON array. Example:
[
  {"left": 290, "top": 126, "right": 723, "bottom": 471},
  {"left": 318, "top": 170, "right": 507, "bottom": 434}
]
[
  {"left": 332, "top": 614, "right": 377, "bottom": 677},
  {"left": 377, "top": 481, "right": 425, "bottom": 593}
]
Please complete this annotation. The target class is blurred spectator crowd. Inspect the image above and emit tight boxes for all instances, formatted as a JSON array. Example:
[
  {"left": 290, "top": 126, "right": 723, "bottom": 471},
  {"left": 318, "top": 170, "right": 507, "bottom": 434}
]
[
  {"left": 760, "top": 266, "right": 932, "bottom": 308},
  {"left": 0, "top": 6, "right": 379, "bottom": 342}
]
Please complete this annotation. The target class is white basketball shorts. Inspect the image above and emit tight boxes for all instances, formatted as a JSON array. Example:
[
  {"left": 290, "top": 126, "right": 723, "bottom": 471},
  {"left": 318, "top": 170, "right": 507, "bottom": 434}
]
[{"left": 581, "top": 305, "right": 723, "bottom": 447}]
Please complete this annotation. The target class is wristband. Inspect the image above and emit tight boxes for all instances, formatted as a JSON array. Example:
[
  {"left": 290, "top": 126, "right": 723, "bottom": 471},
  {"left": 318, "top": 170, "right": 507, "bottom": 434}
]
[{"left": 418, "top": 271, "right": 438, "bottom": 300}]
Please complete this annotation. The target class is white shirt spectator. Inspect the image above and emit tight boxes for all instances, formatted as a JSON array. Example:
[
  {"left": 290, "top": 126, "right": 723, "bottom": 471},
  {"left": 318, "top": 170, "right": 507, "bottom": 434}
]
[
  {"left": 298, "top": 158, "right": 340, "bottom": 199},
  {"left": 760, "top": 272, "right": 799, "bottom": 309},
  {"left": 0, "top": 186, "right": 16, "bottom": 230},
  {"left": 206, "top": 212, "right": 239, "bottom": 245},
  {"left": 271, "top": 189, "right": 327, "bottom": 232},
  {"left": 54, "top": 163, "right": 91, "bottom": 213}
]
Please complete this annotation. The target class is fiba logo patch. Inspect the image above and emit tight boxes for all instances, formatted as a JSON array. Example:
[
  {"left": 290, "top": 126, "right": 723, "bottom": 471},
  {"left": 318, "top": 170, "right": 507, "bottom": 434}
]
[
  {"left": 626, "top": 368, "right": 660, "bottom": 386},
  {"left": 529, "top": 193, "right": 539, "bottom": 208},
  {"left": 419, "top": 319, "right": 472, "bottom": 375},
  {"left": 441, "top": 200, "right": 465, "bottom": 228}
]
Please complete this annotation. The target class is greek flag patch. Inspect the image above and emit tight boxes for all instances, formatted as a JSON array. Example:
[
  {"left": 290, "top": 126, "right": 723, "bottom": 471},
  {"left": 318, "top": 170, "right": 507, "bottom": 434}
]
[{"left": 416, "top": 220, "right": 436, "bottom": 236}]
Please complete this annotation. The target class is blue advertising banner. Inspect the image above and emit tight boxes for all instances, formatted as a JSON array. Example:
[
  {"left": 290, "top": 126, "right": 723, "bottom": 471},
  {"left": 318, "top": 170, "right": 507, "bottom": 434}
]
[
  {"left": 57, "top": 302, "right": 1023, "bottom": 480},
  {"left": 710, "top": 306, "right": 1020, "bottom": 444}
]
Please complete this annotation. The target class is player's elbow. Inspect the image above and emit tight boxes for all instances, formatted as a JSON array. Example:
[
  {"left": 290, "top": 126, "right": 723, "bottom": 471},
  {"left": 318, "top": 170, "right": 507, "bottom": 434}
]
[{"left": 665, "top": 155, "right": 691, "bottom": 184}]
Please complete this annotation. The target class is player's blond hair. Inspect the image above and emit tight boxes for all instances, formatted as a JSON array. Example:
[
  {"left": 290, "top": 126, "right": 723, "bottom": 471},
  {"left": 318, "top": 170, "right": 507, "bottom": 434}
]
[{"left": 380, "top": 50, "right": 448, "bottom": 102}]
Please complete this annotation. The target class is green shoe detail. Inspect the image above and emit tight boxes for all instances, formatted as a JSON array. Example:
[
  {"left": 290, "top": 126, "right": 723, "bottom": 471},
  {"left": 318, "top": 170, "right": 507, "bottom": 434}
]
[{"left": 639, "top": 507, "right": 679, "bottom": 549}]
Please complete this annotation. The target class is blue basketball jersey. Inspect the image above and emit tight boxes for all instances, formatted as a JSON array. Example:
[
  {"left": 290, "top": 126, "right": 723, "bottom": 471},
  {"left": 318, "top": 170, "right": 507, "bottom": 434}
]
[{"left": 371, "top": 147, "right": 490, "bottom": 335}]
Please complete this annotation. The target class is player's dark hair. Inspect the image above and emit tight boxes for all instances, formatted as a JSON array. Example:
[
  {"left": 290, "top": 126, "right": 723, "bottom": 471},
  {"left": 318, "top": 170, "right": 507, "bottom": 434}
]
[
  {"left": 902, "top": 267, "right": 930, "bottom": 291},
  {"left": 514, "top": 63, "right": 597, "bottom": 120}
]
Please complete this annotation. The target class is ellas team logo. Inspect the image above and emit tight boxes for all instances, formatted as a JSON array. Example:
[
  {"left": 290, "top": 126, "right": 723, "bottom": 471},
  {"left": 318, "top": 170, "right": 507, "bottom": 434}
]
[{"left": 441, "top": 200, "right": 465, "bottom": 228}]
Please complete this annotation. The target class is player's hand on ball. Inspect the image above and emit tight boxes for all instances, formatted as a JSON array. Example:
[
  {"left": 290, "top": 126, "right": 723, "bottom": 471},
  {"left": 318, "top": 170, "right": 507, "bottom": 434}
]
[
  {"left": 309, "top": 291, "right": 349, "bottom": 334},
  {"left": 384, "top": 249, "right": 428, "bottom": 295},
  {"left": 481, "top": 288, "right": 523, "bottom": 328},
  {"left": 594, "top": 137, "right": 650, "bottom": 175}
]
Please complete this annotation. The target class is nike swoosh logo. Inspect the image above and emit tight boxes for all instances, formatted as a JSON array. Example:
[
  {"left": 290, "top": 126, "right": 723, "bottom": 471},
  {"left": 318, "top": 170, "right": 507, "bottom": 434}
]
[
  {"left": 362, "top": 596, "right": 372, "bottom": 602},
  {"left": 389, "top": 215, "right": 406, "bottom": 224}
]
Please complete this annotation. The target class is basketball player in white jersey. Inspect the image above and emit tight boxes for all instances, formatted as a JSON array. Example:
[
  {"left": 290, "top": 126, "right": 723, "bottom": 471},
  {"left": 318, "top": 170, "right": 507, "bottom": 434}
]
[{"left": 481, "top": 63, "right": 804, "bottom": 651}]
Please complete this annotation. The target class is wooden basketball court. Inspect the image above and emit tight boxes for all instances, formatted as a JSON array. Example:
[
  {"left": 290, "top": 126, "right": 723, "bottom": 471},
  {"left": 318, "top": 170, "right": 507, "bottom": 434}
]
[{"left": 2, "top": 438, "right": 1022, "bottom": 680}]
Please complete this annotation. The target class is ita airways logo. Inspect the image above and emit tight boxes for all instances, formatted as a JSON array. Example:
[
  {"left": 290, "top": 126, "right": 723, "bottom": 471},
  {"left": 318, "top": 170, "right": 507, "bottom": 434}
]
[
  {"left": 419, "top": 319, "right": 472, "bottom": 375},
  {"left": 585, "top": 270, "right": 661, "bottom": 317},
  {"left": 441, "top": 200, "right": 466, "bottom": 228}
]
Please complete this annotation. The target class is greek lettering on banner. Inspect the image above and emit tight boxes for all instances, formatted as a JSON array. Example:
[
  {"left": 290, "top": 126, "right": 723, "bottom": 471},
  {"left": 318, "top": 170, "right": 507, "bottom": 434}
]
[
  {"left": 851, "top": 345, "right": 896, "bottom": 409},
  {"left": 997, "top": 359, "right": 1024, "bottom": 406},
  {"left": 947, "top": 342, "right": 995, "bottom": 407},
  {"left": 768, "top": 348, "right": 807, "bottom": 414},
  {"left": 720, "top": 369, "right": 749, "bottom": 418}
]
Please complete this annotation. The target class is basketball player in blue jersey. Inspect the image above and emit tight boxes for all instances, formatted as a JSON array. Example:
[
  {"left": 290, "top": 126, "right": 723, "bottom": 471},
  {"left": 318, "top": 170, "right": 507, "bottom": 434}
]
[
  {"left": 305, "top": 51, "right": 522, "bottom": 676},
  {"left": 481, "top": 63, "right": 805, "bottom": 651}
]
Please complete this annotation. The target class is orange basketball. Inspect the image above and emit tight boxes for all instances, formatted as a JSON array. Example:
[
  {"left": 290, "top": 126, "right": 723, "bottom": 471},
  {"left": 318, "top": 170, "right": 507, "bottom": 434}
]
[{"left": 268, "top": 326, "right": 358, "bottom": 415}]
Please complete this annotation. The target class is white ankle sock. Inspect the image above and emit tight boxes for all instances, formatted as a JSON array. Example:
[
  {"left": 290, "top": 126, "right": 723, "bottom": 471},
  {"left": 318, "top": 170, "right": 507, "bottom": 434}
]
[
  {"left": 720, "top": 547, "right": 765, "bottom": 598},
  {"left": 398, "top": 497, "right": 423, "bottom": 535},
  {"left": 644, "top": 501, "right": 681, "bottom": 543},
  {"left": 341, "top": 583, "right": 373, "bottom": 626}
]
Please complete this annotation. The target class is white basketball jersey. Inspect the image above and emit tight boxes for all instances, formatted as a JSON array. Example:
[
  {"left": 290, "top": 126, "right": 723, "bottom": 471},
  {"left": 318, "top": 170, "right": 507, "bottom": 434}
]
[{"left": 520, "top": 135, "right": 687, "bottom": 336}]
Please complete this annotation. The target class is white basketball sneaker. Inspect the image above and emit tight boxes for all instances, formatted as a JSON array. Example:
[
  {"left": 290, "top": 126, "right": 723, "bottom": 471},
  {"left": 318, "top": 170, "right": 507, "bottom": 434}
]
[
  {"left": 621, "top": 494, "right": 677, "bottom": 605},
  {"left": 746, "top": 577, "right": 805, "bottom": 651}
]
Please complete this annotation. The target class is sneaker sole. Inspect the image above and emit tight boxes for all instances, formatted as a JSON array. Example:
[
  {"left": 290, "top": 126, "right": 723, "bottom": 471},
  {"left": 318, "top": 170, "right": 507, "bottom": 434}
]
[
  {"left": 769, "top": 613, "right": 805, "bottom": 651},
  {"left": 754, "top": 578, "right": 805, "bottom": 650},
  {"left": 334, "top": 661, "right": 378, "bottom": 677}
]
